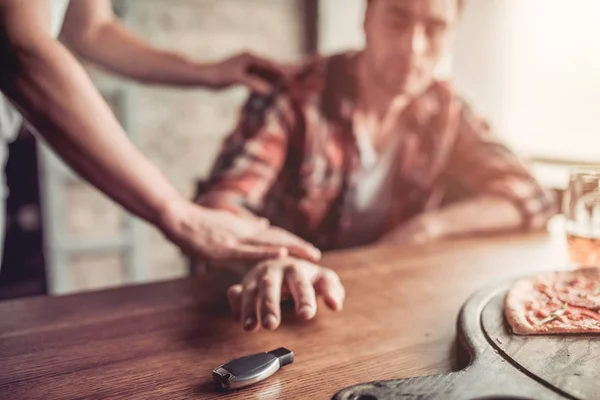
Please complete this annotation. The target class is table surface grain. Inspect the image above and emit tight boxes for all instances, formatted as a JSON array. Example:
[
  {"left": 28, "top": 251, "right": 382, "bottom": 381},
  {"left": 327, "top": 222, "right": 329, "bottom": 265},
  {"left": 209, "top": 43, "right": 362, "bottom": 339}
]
[{"left": 0, "top": 232, "right": 569, "bottom": 400}]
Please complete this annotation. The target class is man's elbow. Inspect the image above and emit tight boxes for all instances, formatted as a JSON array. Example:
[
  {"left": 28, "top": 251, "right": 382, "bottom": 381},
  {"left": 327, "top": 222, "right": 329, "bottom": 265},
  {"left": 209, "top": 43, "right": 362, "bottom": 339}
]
[
  {"left": 0, "top": 30, "right": 56, "bottom": 90},
  {"left": 0, "top": 28, "right": 31, "bottom": 77},
  {"left": 61, "top": 19, "right": 114, "bottom": 60},
  {"left": 527, "top": 212, "right": 554, "bottom": 232},
  {"left": 523, "top": 188, "right": 560, "bottom": 232},
  {"left": 0, "top": 34, "right": 16, "bottom": 78}
]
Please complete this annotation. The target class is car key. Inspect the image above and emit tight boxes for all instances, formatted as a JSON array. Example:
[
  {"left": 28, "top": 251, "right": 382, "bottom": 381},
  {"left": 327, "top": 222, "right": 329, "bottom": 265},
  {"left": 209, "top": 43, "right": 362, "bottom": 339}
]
[{"left": 212, "top": 347, "right": 294, "bottom": 390}]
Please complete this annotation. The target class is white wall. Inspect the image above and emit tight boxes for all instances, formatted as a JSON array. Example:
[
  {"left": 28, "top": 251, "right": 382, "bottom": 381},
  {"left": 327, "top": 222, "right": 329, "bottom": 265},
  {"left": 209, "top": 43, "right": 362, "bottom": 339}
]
[
  {"left": 318, "top": 0, "right": 365, "bottom": 54},
  {"left": 318, "top": 0, "right": 600, "bottom": 161},
  {"left": 454, "top": 0, "right": 600, "bottom": 161}
]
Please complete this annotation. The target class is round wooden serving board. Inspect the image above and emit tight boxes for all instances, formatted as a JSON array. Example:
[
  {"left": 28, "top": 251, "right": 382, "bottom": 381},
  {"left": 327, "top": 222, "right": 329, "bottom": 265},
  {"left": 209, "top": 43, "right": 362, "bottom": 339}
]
[{"left": 333, "top": 280, "right": 600, "bottom": 400}]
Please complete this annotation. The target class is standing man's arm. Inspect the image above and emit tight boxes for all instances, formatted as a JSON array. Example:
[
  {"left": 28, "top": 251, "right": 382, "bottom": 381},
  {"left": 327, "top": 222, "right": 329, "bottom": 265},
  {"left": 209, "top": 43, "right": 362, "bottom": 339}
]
[
  {"left": 61, "top": 0, "right": 288, "bottom": 94},
  {"left": 0, "top": 0, "right": 320, "bottom": 262}
]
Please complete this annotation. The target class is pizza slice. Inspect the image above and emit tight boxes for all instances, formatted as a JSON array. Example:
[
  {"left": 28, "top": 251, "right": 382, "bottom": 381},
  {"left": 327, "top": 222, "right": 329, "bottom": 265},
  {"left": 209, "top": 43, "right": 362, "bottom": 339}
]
[{"left": 505, "top": 268, "right": 600, "bottom": 335}]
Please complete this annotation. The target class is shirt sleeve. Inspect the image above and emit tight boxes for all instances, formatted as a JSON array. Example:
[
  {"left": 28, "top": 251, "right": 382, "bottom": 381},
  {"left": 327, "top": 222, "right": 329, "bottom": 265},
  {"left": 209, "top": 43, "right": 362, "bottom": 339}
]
[
  {"left": 445, "top": 100, "right": 557, "bottom": 230},
  {"left": 195, "top": 92, "right": 294, "bottom": 216}
]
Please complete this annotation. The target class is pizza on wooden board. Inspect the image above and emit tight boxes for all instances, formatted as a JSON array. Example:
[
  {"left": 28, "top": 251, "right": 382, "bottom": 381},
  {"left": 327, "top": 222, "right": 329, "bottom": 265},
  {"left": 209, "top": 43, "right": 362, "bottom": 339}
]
[{"left": 505, "top": 268, "right": 600, "bottom": 335}]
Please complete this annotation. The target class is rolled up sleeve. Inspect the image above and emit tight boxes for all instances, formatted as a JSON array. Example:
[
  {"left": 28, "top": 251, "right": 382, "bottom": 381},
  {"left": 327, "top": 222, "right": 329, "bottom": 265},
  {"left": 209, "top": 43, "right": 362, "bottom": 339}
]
[{"left": 446, "top": 101, "right": 557, "bottom": 230}]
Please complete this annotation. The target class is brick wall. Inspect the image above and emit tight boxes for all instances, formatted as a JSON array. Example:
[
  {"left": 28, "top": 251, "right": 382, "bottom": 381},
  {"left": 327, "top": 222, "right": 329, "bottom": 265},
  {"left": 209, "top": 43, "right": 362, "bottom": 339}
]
[{"left": 59, "top": 0, "right": 306, "bottom": 293}]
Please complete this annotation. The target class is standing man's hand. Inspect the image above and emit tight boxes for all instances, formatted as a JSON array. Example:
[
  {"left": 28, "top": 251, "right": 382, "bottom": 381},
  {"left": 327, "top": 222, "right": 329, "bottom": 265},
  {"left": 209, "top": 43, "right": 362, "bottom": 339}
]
[
  {"left": 198, "top": 52, "right": 295, "bottom": 95},
  {"left": 158, "top": 199, "right": 321, "bottom": 263}
]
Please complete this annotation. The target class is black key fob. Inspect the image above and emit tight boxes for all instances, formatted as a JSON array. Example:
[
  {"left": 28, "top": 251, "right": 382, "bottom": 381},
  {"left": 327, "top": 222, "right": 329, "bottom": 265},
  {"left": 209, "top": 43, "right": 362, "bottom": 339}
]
[{"left": 213, "top": 347, "right": 294, "bottom": 390}]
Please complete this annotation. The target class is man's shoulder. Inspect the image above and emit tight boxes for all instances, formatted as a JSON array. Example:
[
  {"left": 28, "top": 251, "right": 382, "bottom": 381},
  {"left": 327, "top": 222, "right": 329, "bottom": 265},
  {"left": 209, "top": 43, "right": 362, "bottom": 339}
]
[
  {"left": 425, "top": 80, "right": 498, "bottom": 137},
  {"left": 243, "top": 52, "right": 354, "bottom": 116},
  {"left": 286, "top": 51, "right": 355, "bottom": 100},
  {"left": 419, "top": 79, "right": 479, "bottom": 117}
]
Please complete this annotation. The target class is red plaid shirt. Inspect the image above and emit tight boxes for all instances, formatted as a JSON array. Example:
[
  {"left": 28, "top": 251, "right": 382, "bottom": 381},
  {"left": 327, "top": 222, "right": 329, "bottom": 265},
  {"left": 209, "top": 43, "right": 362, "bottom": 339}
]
[{"left": 198, "top": 52, "right": 555, "bottom": 250}]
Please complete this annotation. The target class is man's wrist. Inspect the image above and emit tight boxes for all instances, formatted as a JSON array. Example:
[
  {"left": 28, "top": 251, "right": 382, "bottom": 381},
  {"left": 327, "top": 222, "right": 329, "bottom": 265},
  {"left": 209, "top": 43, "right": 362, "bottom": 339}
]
[
  {"left": 194, "top": 63, "right": 222, "bottom": 88},
  {"left": 154, "top": 195, "right": 194, "bottom": 239}
]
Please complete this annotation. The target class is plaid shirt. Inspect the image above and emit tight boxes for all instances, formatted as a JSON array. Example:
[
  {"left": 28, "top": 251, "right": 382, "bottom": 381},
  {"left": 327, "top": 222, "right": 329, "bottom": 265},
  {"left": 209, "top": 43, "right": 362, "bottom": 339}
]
[{"left": 198, "top": 52, "right": 555, "bottom": 250}]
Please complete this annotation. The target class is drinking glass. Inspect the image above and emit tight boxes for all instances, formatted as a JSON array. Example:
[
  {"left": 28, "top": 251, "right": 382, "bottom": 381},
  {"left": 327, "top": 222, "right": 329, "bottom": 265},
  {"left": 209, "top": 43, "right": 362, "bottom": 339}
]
[{"left": 563, "top": 167, "right": 600, "bottom": 267}]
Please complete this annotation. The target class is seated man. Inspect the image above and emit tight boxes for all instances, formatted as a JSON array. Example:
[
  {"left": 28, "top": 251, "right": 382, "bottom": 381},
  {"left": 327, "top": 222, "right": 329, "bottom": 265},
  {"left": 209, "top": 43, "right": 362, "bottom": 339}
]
[{"left": 197, "top": 0, "right": 556, "bottom": 331}]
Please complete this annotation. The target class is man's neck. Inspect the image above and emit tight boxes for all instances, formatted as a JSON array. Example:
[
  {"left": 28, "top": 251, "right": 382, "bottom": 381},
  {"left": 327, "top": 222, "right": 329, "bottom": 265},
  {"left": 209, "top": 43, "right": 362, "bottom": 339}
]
[{"left": 356, "top": 55, "right": 409, "bottom": 120}]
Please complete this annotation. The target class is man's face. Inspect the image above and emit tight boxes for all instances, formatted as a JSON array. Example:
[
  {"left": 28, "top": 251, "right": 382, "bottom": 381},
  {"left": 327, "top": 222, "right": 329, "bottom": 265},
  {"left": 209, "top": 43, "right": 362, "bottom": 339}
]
[{"left": 363, "top": 0, "right": 459, "bottom": 96}]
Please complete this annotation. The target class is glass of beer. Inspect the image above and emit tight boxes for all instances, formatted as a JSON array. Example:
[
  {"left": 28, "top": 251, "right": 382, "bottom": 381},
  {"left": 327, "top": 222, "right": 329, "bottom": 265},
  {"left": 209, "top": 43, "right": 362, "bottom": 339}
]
[{"left": 563, "top": 167, "right": 600, "bottom": 268}]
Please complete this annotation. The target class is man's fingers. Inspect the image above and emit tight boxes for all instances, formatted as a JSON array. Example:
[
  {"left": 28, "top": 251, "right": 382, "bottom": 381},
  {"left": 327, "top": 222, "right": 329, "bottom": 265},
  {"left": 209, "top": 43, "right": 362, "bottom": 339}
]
[
  {"left": 259, "top": 267, "right": 284, "bottom": 330},
  {"left": 245, "top": 54, "right": 287, "bottom": 80},
  {"left": 285, "top": 266, "right": 317, "bottom": 320},
  {"left": 244, "top": 238, "right": 320, "bottom": 263},
  {"left": 271, "top": 228, "right": 321, "bottom": 261},
  {"left": 212, "top": 244, "right": 287, "bottom": 263},
  {"left": 227, "top": 284, "right": 243, "bottom": 321},
  {"left": 241, "top": 76, "right": 272, "bottom": 95},
  {"left": 315, "top": 270, "right": 345, "bottom": 311},
  {"left": 245, "top": 227, "right": 321, "bottom": 262},
  {"left": 285, "top": 244, "right": 322, "bottom": 264},
  {"left": 278, "top": 64, "right": 301, "bottom": 78},
  {"left": 240, "top": 283, "right": 260, "bottom": 332}
]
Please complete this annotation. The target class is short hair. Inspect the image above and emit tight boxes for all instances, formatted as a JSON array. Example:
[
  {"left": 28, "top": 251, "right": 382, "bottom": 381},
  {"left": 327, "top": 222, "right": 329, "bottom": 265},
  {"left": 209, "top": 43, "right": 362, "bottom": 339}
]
[{"left": 366, "top": 0, "right": 465, "bottom": 12}]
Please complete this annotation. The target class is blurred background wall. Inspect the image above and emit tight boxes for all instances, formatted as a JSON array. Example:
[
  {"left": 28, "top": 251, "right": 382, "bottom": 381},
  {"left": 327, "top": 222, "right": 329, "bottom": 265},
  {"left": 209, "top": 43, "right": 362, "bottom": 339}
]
[{"left": 1, "top": 0, "right": 598, "bottom": 296}]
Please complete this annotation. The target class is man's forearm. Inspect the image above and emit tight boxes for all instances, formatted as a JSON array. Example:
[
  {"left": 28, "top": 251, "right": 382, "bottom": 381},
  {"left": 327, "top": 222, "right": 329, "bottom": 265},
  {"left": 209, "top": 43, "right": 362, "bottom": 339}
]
[
  {"left": 0, "top": 36, "right": 181, "bottom": 226},
  {"left": 425, "top": 196, "right": 527, "bottom": 239},
  {"left": 381, "top": 193, "right": 553, "bottom": 245},
  {"left": 68, "top": 21, "right": 215, "bottom": 86}
]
